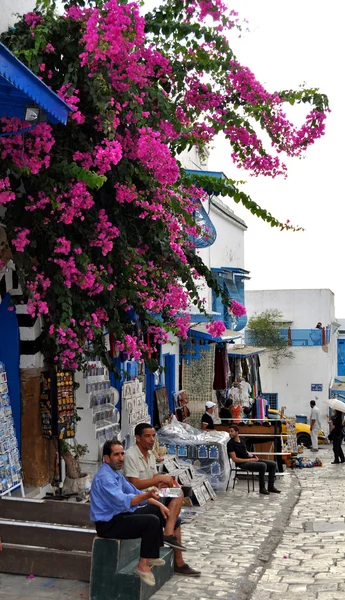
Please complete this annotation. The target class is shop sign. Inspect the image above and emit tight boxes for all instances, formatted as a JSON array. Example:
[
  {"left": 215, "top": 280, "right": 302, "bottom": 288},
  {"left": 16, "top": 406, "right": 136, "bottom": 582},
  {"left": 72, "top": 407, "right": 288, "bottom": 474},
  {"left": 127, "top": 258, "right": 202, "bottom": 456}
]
[{"left": 311, "top": 384, "right": 323, "bottom": 392}]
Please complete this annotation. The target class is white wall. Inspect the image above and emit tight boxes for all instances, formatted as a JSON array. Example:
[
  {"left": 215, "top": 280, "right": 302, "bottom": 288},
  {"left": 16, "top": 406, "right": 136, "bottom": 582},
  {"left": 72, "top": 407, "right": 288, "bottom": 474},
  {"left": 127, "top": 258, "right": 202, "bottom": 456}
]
[
  {"left": 246, "top": 288, "right": 337, "bottom": 430},
  {"left": 0, "top": 1, "right": 35, "bottom": 33},
  {"left": 246, "top": 289, "right": 335, "bottom": 328},
  {"left": 260, "top": 342, "right": 336, "bottom": 432}
]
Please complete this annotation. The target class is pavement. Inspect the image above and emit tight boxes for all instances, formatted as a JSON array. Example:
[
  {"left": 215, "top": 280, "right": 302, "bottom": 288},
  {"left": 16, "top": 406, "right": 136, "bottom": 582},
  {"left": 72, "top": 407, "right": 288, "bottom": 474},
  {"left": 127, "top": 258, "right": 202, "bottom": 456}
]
[{"left": 2, "top": 445, "right": 345, "bottom": 600}]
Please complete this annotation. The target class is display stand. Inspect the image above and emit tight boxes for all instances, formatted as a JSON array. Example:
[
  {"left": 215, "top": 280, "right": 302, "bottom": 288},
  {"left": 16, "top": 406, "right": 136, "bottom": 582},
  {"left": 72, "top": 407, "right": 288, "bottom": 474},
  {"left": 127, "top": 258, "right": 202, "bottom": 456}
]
[
  {"left": 158, "top": 455, "right": 215, "bottom": 506},
  {"left": 0, "top": 361, "right": 24, "bottom": 496},
  {"left": 39, "top": 370, "right": 76, "bottom": 495},
  {"left": 121, "top": 379, "right": 150, "bottom": 449}
]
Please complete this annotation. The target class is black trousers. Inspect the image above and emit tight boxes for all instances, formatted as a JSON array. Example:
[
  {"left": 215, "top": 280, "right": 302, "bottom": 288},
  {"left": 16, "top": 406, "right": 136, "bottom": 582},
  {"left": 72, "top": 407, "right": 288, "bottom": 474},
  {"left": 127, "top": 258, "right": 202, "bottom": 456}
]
[
  {"left": 333, "top": 437, "right": 345, "bottom": 463},
  {"left": 240, "top": 460, "right": 276, "bottom": 489},
  {"left": 95, "top": 505, "right": 164, "bottom": 559}
]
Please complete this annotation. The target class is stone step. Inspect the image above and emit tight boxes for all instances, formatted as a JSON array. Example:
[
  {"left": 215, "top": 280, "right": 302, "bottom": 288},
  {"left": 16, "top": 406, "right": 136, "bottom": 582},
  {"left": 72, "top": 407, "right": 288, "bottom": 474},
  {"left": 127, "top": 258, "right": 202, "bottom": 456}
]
[
  {"left": 0, "top": 519, "right": 95, "bottom": 552},
  {"left": 90, "top": 546, "right": 173, "bottom": 600},
  {"left": 0, "top": 543, "right": 91, "bottom": 581},
  {"left": 0, "top": 497, "right": 92, "bottom": 527}
]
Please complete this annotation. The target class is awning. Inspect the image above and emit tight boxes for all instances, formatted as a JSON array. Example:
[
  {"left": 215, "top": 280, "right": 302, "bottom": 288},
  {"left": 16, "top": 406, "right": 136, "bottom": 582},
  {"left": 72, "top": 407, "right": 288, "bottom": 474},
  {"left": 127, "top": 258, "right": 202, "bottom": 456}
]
[
  {"left": 330, "top": 381, "right": 345, "bottom": 394},
  {"left": 189, "top": 323, "right": 242, "bottom": 343},
  {"left": 228, "top": 345, "right": 266, "bottom": 358},
  {"left": 0, "top": 42, "right": 72, "bottom": 125}
]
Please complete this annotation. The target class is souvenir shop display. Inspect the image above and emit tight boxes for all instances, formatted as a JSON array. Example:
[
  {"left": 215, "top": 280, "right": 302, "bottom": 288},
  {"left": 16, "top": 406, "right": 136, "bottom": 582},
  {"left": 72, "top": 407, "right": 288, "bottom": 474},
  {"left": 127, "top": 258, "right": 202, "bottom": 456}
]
[
  {"left": 284, "top": 418, "right": 298, "bottom": 454},
  {"left": 39, "top": 370, "right": 76, "bottom": 440},
  {"left": 157, "top": 454, "right": 215, "bottom": 506},
  {"left": 0, "top": 361, "right": 23, "bottom": 495},
  {"left": 121, "top": 378, "right": 150, "bottom": 449},
  {"left": 157, "top": 418, "right": 230, "bottom": 490},
  {"left": 74, "top": 359, "right": 120, "bottom": 461}
]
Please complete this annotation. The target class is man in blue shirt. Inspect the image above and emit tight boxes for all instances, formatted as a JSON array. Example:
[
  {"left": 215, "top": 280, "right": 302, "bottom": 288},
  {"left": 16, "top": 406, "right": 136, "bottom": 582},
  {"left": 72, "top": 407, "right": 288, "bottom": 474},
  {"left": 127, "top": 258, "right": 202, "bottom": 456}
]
[{"left": 90, "top": 439, "right": 169, "bottom": 587}]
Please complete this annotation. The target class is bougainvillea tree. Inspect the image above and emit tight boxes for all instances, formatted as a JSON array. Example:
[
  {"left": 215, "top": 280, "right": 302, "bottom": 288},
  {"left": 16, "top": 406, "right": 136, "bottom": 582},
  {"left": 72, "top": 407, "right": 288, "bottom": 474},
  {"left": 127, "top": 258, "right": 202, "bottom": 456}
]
[{"left": 0, "top": 0, "right": 329, "bottom": 369}]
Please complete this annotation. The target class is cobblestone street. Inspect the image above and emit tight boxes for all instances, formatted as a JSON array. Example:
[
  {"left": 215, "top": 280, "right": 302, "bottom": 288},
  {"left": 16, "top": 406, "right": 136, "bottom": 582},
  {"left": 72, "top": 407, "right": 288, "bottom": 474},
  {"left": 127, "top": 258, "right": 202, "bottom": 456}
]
[{"left": 2, "top": 446, "right": 345, "bottom": 599}]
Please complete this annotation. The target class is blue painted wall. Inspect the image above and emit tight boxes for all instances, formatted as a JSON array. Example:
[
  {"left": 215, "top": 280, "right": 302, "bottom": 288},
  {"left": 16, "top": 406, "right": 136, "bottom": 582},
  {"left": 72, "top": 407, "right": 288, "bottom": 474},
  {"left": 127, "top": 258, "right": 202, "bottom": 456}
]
[{"left": 0, "top": 294, "right": 21, "bottom": 450}]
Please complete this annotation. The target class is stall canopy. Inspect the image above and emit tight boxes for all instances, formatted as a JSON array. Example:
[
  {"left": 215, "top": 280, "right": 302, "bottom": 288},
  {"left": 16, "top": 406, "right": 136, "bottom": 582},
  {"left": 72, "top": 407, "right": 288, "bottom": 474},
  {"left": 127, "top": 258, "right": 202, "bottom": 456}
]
[
  {"left": 228, "top": 346, "right": 266, "bottom": 358},
  {"left": 0, "top": 42, "right": 72, "bottom": 125},
  {"left": 330, "top": 381, "right": 345, "bottom": 394},
  {"left": 189, "top": 323, "right": 242, "bottom": 343}
]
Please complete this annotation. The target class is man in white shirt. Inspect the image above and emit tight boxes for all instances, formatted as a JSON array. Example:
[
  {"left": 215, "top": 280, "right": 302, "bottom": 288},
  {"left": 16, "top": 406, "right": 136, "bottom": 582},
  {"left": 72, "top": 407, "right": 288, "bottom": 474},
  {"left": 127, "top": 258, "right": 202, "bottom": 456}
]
[
  {"left": 310, "top": 400, "right": 321, "bottom": 451},
  {"left": 124, "top": 423, "right": 201, "bottom": 577}
]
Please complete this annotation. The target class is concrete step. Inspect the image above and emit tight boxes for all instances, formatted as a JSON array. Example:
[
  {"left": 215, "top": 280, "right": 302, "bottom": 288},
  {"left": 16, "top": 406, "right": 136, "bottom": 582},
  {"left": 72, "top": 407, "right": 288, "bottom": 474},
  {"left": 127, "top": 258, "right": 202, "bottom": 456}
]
[
  {"left": 0, "top": 543, "right": 91, "bottom": 581},
  {"left": 0, "top": 497, "right": 92, "bottom": 527},
  {"left": 90, "top": 546, "right": 173, "bottom": 600},
  {"left": 0, "top": 519, "right": 95, "bottom": 552}
]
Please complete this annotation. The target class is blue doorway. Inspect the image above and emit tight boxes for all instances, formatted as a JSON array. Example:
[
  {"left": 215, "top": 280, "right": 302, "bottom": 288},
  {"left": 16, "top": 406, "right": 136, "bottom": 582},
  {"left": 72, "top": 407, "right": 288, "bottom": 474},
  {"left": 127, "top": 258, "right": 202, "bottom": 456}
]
[{"left": 0, "top": 293, "right": 21, "bottom": 449}]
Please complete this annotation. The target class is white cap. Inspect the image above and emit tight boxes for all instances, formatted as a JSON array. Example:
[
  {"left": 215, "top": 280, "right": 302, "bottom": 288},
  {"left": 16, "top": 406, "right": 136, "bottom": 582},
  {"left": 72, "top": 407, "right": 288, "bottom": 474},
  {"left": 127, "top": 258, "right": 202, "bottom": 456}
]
[{"left": 205, "top": 401, "right": 216, "bottom": 409}]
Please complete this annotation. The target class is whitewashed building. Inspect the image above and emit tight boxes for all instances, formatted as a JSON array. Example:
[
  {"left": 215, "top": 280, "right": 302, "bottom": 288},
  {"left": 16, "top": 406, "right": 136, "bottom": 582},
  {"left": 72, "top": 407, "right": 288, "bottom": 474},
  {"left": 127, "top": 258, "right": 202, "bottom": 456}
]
[{"left": 245, "top": 289, "right": 338, "bottom": 431}]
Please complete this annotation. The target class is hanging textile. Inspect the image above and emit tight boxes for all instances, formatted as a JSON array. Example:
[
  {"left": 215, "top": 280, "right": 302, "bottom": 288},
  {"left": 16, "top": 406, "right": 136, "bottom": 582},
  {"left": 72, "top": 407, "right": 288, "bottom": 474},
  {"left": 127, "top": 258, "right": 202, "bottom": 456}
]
[
  {"left": 213, "top": 345, "right": 229, "bottom": 390},
  {"left": 182, "top": 344, "right": 216, "bottom": 428}
]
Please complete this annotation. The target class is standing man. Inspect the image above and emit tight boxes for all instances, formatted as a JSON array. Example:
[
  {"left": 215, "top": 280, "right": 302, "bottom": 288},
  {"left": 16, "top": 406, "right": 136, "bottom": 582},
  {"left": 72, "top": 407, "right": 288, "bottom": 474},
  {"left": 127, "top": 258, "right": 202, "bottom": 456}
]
[
  {"left": 227, "top": 425, "right": 281, "bottom": 495},
  {"left": 175, "top": 390, "right": 190, "bottom": 423},
  {"left": 90, "top": 440, "right": 169, "bottom": 587},
  {"left": 310, "top": 400, "right": 321, "bottom": 452},
  {"left": 124, "top": 423, "right": 201, "bottom": 577},
  {"left": 201, "top": 401, "right": 216, "bottom": 430}
]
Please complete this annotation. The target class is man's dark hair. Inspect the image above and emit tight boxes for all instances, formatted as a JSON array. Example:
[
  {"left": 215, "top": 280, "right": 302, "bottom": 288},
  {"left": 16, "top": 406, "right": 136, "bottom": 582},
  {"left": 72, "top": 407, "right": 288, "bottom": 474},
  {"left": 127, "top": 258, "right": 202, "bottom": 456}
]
[
  {"left": 310, "top": 400, "right": 316, "bottom": 407},
  {"left": 229, "top": 424, "right": 239, "bottom": 432},
  {"left": 135, "top": 422, "right": 154, "bottom": 437},
  {"left": 102, "top": 439, "right": 123, "bottom": 457}
]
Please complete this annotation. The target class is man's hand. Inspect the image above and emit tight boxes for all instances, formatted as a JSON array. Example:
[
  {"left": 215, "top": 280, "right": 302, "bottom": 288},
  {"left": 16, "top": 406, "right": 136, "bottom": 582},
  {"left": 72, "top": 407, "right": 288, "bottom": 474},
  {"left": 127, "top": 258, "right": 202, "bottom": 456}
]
[
  {"left": 147, "top": 490, "right": 160, "bottom": 501},
  {"left": 158, "top": 504, "right": 170, "bottom": 520},
  {"left": 153, "top": 474, "right": 175, "bottom": 488},
  {"left": 250, "top": 456, "right": 259, "bottom": 462}
]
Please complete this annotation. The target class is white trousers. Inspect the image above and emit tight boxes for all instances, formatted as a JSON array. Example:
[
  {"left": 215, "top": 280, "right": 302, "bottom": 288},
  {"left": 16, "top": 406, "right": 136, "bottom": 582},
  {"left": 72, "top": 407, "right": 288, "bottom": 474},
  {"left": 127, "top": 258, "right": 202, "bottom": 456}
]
[{"left": 311, "top": 427, "right": 319, "bottom": 450}]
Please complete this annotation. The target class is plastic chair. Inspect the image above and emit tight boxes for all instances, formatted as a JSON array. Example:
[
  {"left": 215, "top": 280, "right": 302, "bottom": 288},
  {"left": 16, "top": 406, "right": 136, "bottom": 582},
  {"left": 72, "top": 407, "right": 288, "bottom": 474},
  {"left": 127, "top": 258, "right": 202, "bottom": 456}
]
[{"left": 227, "top": 458, "right": 255, "bottom": 493}]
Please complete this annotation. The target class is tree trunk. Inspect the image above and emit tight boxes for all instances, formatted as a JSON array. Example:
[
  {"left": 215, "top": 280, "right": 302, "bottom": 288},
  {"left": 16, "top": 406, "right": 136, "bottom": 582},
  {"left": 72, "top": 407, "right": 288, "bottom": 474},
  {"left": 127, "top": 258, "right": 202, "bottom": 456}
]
[{"left": 61, "top": 448, "right": 81, "bottom": 479}]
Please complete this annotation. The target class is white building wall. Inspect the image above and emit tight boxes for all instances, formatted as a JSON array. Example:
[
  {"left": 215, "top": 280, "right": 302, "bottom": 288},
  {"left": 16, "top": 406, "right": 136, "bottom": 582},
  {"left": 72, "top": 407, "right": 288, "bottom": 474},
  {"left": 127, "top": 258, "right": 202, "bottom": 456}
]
[
  {"left": 246, "top": 289, "right": 337, "bottom": 431},
  {"left": 259, "top": 344, "right": 334, "bottom": 431},
  {"left": 246, "top": 289, "right": 335, "bottom": 328},
  {"left": 0, "top": 1, "right": 35, "bottom": 33}
]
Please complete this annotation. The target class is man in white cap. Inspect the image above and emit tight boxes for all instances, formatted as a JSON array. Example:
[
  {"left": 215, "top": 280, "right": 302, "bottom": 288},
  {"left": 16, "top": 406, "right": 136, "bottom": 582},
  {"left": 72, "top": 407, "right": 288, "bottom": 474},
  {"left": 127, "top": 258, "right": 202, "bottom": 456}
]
[{"left": 201, "top": 401, "right": 216, "bottom": 430}]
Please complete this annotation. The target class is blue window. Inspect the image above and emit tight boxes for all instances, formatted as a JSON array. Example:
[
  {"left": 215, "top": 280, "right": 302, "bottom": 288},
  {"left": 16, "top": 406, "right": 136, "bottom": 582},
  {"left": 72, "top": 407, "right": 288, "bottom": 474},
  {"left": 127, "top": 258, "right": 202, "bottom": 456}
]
[{"left": 338, "top": 339, "right": 345, "bottom": 376}]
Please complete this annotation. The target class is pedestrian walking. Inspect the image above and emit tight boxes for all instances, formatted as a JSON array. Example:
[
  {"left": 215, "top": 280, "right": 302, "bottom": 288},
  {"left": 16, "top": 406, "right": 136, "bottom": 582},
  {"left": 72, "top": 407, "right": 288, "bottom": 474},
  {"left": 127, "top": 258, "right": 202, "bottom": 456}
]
[
  {"left": 310, "top": 400, "right": 321, "bottom": 451},
  {"left": 328, "top": 410, "right": 345, "bottom": 464}
]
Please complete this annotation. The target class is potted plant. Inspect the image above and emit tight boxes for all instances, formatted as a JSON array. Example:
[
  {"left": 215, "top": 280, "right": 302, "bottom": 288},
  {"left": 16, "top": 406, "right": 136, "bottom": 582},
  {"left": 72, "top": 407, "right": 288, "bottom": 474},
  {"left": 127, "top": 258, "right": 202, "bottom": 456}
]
[{"left": 60, "top": 439, "right": 91, "bottom": 496}]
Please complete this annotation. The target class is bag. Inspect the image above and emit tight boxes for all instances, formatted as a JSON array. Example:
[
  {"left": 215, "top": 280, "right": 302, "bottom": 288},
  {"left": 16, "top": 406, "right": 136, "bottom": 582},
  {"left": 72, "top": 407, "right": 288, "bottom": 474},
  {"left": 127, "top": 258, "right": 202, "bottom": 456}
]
[{"left": 328, "top": 429, "right": 335, "bottom": 441}]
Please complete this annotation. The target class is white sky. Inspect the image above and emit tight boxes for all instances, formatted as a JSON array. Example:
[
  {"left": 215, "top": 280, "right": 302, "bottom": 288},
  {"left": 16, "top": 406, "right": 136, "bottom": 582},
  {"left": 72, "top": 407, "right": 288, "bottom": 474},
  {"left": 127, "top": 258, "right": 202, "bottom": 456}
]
[
  {"left": 30, "top": 0, "right": 345, "bottom": 315},
  {"left": 208, "top": 0, "right": 345, "bottom": 316}
]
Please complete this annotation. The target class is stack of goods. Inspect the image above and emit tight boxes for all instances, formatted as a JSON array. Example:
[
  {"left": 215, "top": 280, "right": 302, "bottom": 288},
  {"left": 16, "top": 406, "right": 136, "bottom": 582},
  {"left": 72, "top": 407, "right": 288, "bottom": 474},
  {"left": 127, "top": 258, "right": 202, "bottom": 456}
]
[
  {"left": 291, "top": 456, "right": 323, "bottom": 469},
  {"left": 0, "top": 361, "right": 22, "bottom": 494},
  {"left": 158, "top": 419, "right": 230, "bottom": 490},
  {"left": 158, "top": 455, "right": 215, "bottom": 506}
]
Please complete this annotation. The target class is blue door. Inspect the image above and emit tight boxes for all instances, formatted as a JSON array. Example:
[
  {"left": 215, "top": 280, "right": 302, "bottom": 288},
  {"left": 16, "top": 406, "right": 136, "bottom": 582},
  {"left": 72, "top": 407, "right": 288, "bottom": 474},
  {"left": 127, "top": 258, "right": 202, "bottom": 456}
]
[
  {"left": 164, "top": 354, "right": 176, "bottom": 413},
  {"left": 0, "top": 293, "right": 21, "bottom": 450},
  {"left": 338, "top": 339, "right": 345, "bottom": 376}
]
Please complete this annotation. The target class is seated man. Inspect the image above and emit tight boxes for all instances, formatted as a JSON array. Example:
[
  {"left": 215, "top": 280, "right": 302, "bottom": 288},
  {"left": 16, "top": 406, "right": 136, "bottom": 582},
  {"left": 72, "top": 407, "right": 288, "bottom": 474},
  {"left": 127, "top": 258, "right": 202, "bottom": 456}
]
[
  {"left": 227, "top": 425, "right": 281, "bottom": 496},
  {"left": 90, "top": 439, "right": 169, "bottom": 587},
  {"left": 124, "top": 423, "right": 200, "bottom": 577}
]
